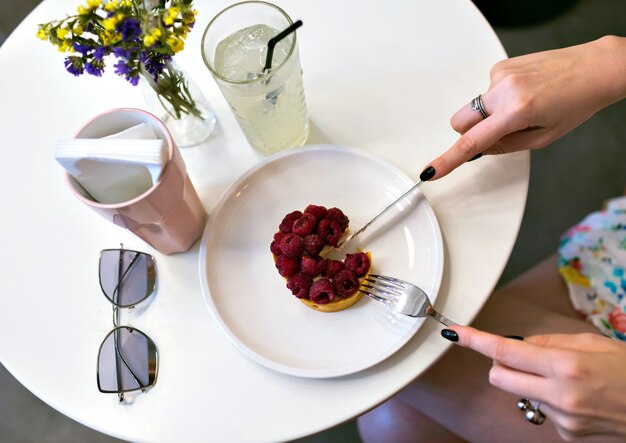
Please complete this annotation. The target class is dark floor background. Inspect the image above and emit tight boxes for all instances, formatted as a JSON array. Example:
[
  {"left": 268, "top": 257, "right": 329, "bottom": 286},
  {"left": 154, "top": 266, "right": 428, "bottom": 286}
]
[{"left": 1, "top": 1, "right": 625, "bottom": 441}]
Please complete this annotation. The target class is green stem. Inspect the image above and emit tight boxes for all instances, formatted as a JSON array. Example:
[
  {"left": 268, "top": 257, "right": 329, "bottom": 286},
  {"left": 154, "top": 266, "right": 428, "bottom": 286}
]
[{"left": 143, "top": 62, "right": 204, "bottom": 120}]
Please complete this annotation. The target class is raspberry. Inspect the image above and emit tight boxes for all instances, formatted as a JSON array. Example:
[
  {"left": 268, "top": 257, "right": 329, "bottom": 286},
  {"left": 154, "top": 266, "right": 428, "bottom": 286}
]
[
  {"left": 317, "top": 219, "right": 343, "bottom": 247},
  {"left": 344, "top": 252, "right": 370, "bottom": 277},
  {"left": 292, "top": 213, "right": 317, "bottom": 236},
  {"left": 304, "top": 204, "right": 328, "bottom": 221},
  {"left": 274, "top": 205, "right": 373, "bottom": 310},
  {"left": 279, "top": 210, "right": 302, "bottom": 233},
  {"left": 333, "top": 269, "right": 360, "bottom": 297},
  {"left": 275, "top": 254, "right": 300, "bottom": 278},
  {"left": 323, "top": 259, "right": 345, "bottom": 278},
  {"left": 278, "top": 233, "right": 304, "bottom": 258},
  {"left": 327, "top": 207, "right": 349, "bottom": 230},
  {"left": 303, "top": 234, "right": 324, "bottom": 256},
  {"left": 309, "top": 278, "right": 336, "bottom": 304},
  {"left": 270, "top": 232, "right": 285, "bottom": 256},
  {"left": 301, "top": 255, "right": 326, "bottom": 276},
  {"left": 286, "top": 272, "right": 313, "bottom": 299}
]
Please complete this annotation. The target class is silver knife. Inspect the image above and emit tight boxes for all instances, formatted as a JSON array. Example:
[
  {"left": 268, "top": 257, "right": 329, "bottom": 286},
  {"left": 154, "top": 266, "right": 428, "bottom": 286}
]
[{"left": 336, "top": 179, "right": 425, "bottom": 250}]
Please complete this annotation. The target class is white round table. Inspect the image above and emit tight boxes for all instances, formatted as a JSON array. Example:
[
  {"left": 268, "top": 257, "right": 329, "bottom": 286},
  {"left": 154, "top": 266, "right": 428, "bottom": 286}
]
[{"left": 0, "top": 0, "right": 528, "bottom": 441}]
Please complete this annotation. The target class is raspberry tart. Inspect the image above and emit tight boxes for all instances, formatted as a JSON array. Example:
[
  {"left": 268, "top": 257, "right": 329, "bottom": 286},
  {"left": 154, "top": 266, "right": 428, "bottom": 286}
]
[{"left": 271, "top": 204, "right": 372, "bottom": 312}]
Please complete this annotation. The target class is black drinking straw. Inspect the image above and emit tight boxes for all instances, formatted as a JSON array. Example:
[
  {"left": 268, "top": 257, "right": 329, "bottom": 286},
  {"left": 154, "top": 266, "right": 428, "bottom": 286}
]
[{"left": 263, "top": 20, "right": 303, "bottom": 73}]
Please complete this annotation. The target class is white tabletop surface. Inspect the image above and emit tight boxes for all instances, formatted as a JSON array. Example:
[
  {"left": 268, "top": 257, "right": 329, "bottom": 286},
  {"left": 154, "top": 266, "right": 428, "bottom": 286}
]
[{"left": 0, "top": 1, "right": 528, "bottom": 442}]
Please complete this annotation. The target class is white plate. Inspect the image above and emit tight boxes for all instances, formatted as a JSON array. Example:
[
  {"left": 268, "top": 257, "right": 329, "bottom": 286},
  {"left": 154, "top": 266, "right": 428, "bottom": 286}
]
[{"left": 199, "top": 145, "right": 444, "bottom": 378}]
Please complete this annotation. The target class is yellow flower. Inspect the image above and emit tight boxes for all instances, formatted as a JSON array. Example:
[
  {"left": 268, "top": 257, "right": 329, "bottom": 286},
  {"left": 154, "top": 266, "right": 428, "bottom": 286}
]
[
  {"left": 36, "top": 28, "right": 48, "bottom": 40},
  {"left": 73, "top": 24, "right": 84, "bottom": 36},
  {"left": 103, "top": 17, "right": 118, "bottom": 31},
  {"left": 56, "top": 28, "right": 69, "bottom": 39},
  {"left": 151, "top": 28, "right": 162, "bottom": 38},
  {"left": 57, "top": 41, "right": 73, "bottom": 52},
  {"left": 166, "top": 36, "right": 184, "bottom": 53},
  {"left": 104, "top": 0, "right": 119, "bottom": 12},
  {"left": 168, "top": 7, "right": 180, "bottom": 18},
  {"left": 77, "top": 5, "right": 88, "bottom": 14},
  {"left": 86, "top": 0, "right": 101, "bottom": 9},
  {"left": 163, "top": 16, "right": 174, "bottom": 26},
  {"left": 143, "top": 35, "right": 156, "bottom": 47},
  {"left": 102, "top": 30, "right": 121, "bottom": 45},
  {"left": 182, "top": 13, "right": 196, "bottom": 26}
]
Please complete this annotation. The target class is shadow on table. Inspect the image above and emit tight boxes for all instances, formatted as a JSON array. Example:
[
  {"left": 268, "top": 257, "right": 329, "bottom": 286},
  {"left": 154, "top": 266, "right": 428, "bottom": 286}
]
[{"left": 305, "top": 121, "right": 334, "bottom": 146}]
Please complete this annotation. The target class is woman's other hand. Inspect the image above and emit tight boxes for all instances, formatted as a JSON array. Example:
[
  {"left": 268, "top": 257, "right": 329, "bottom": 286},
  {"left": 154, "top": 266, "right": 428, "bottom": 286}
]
[{"left": 444, "top": 326, "right": 626, "bottom": 441}]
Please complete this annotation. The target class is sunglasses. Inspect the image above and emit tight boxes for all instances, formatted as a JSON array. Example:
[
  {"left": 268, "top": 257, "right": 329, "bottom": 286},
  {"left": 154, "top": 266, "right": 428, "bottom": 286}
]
[{"left": 97, "top": 245, "right": 158, "bottom": 403}]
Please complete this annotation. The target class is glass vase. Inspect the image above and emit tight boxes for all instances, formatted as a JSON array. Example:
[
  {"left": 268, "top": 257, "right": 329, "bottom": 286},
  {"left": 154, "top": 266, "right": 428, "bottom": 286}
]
[{"left": 140, "top": 61, "right": 217, "bottom": 148}]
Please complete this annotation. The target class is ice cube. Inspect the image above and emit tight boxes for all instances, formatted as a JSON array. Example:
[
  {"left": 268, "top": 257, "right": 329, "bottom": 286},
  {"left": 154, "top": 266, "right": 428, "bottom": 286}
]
[{"left": 214, "top": 24, "right": 284, "bottom": 82}]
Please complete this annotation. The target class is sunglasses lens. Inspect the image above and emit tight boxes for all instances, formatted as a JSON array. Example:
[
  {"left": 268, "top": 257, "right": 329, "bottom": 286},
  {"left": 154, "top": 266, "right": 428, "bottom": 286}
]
[
  {"left": 97, "top": 327, "right": 158, "bottom": 393},
  {"left": 99, "top": 249, "right": 156, "bottom": 306}
]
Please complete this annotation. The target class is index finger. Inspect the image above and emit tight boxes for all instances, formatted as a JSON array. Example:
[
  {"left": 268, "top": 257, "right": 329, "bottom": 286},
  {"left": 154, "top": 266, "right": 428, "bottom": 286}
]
[
  {"left": 447, "top": 326, "right": 557, "bottom": 377},
  {"left": 425, "top": 113, "right": 513, "bottom": 180}
]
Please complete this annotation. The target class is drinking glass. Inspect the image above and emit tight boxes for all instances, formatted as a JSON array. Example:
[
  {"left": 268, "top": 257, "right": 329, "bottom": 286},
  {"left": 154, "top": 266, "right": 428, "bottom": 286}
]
[{"left": 201, "top": 1, "right": 309, "bottom": 155}]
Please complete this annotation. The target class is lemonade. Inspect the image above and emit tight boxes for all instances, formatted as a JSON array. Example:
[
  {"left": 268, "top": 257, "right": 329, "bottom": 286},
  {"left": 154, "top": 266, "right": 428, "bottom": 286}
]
[{"left": 202, "top": 3, "right": 309, "bottom": 155}]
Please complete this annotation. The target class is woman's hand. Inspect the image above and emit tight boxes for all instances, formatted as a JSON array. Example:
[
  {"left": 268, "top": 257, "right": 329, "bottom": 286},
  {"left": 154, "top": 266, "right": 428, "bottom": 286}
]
[
  {"left": 423, "top": 35, "right": 626, "bottom": 180},
  {"left": 445, "top": 326, "right": 626, "bottom": 441}
]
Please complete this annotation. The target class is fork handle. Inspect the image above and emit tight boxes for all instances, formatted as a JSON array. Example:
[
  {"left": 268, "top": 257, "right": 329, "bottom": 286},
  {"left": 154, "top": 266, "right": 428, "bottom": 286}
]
[{"left": 430, "top": 312, "right": 458, "bottom": 327}]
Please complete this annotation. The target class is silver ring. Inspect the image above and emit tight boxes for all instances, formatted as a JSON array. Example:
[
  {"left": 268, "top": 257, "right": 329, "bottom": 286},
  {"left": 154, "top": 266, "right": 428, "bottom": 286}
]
[
  {"left": 471, "top": 94, "right": 489, "bottom": 119},
  {"left": 517, "top": 398, "right": 546, "bottom": 425}
]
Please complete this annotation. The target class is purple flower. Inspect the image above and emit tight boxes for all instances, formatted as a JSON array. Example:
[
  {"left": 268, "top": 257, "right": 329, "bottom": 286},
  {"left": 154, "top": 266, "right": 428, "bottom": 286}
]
[
  {"left": 114, "top": 59, "right": 140, "bottom": 86},
  {"left": 93, "top": 47, "right": 108, "bottom": 61},
  {"left": 73, "top": 43, "right": 91, "bottom": 55},
  {"left": 112, "top": 47, "right": 131, "bottom": 59},
  {"left": 127, "top": 74, "right": 140, "bottom": 86},
  {"left": 85, "top": 59, "right": 105, "bottom": 76},
  {"left": 117, "top": 18, "right": 141, "bottom": 43},
  {"left": 64, "top": 56, "right": 84, "bottom": 76},
  {"left": 114, "top": 59, "right": 131, "bottom": 75},
  {"left": 141, "top": 52, "right": 171, "bottom": 82}
]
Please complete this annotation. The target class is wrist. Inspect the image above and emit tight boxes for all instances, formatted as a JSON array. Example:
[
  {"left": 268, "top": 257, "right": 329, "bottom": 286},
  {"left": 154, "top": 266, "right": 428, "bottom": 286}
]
[{"left": 593, "top": 35, "right": 626, "bottom": 103}]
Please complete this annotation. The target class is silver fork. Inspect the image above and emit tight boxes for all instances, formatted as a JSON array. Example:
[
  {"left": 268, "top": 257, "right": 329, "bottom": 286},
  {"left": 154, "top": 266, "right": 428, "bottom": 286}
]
[{"left": 360, "top": 274, "right": 457, "bottom": 327}]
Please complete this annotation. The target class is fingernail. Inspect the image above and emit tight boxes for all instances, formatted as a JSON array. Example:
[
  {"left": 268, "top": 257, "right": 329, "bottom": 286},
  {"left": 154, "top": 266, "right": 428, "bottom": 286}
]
[
  {"left": 419, "top": 166, "right": 436, "bottom": 181},
  {"left": 467, "top": 153, "right": 482, "bottom": 162},
  {"left": 441, "top": 329, "right": 458, "bottom": 342},
  {"left": 505, "top": 335, "right": 524, "bottom": 341}
]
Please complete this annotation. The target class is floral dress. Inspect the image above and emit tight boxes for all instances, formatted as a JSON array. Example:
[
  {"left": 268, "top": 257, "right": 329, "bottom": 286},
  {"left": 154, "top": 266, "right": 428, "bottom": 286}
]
[{"left": 558, "top": 196, "right": 626, "bottom": 341}]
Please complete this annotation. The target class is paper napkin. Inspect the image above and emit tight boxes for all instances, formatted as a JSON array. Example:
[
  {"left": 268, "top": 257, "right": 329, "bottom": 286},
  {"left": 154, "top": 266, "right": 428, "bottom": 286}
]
[{"left": 55, "top": 123, "right": 167, "bottom": 204}]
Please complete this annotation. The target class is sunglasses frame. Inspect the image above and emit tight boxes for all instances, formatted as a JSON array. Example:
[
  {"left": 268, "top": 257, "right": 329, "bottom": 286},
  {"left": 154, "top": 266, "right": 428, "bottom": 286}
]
[
  {"left": 96, "top": 246, "right": 159, "bottom": 403},
  {"left": 98, "top": 247, "right": 157, "bottom": 308}
]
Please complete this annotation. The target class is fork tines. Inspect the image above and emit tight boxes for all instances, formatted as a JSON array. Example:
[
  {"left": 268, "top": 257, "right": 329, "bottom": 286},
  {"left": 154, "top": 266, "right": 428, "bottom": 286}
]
[
  {"left": 359, "top": 285, "right": 396, "bottom": 305},
  {"left": 364, "top": 275, "right": 406, "bottom": 292},
  {"left": 359, "top": 275, "right": 403, "bottom": 305}
]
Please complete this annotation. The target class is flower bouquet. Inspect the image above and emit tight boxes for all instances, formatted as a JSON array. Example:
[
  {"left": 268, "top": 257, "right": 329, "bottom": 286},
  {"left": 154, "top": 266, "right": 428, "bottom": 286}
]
[{"left": 37, "top": 0, "right": 215, "bottom": 146}]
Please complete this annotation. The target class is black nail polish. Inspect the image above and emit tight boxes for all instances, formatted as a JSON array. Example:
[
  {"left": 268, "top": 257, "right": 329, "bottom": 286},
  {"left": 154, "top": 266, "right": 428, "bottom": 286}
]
[
  {"left": 419, "top": 166, "right": 436, "bottom": 181},
  {"left": 505, "top": 335, "right": 524, "bottom": 341},
  {"left": 441, "top": 329, "right": 458, "bottom": 342},
  {"left": 467, "top": 153, "right": 482, "bottom": 162}
]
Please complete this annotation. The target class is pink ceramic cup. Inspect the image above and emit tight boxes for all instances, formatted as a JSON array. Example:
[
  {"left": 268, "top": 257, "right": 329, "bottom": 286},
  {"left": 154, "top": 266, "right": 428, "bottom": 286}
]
[{"left": 65, "top": 108, "right": 207, "bottom": 254}]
